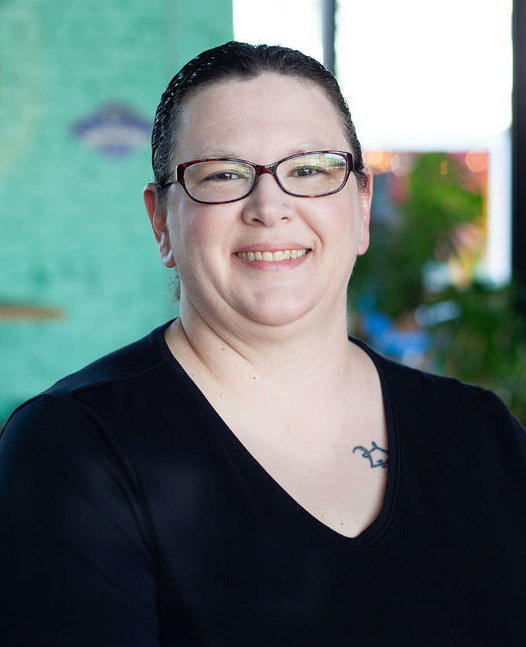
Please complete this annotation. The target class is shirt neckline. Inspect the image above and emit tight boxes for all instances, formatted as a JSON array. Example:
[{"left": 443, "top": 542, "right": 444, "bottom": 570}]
[{"left": 151, "top": 320, "right": 400, "bottom": 549}]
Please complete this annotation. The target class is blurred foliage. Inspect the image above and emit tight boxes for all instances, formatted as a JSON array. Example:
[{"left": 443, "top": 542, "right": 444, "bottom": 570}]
[
  {"left": 429, "top": 283, "right": 526, "bottom": 423},
  {"left": 351, "top": 152, "right": 526, "bottom": 424},
  {"left": 353, "top": 153, "right": 483, "bottom": 318}
]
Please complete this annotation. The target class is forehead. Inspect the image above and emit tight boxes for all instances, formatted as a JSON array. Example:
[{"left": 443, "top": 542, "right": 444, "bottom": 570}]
[{"left": 174, "top": 73, "right": 348, "bottom": 160}]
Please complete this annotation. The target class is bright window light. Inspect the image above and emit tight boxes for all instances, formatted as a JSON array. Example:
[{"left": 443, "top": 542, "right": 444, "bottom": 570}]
[{"left": 234, "top": 0, "right": 512, "bottom": 143}]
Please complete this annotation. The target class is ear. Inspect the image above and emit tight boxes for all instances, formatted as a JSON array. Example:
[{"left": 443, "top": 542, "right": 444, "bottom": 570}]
[
  {"left": 357, "top": 168, "right": 373, "bottom": 256},
  {"left": 143, "top": 183, "right": 176, "bottom": 268}
]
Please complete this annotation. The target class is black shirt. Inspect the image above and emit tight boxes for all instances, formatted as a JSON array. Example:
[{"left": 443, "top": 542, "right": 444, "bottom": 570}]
[{"left": 1, "top": 322, "right": 526, "bottom": 646}]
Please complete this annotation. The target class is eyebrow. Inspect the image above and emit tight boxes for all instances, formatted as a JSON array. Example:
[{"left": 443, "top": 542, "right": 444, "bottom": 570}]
[
  {"left": 186, "top": 149, "right": 237, "bottom": 160},
  {"left": 184, "top": 143, "right": 338, "bottom": 163}
]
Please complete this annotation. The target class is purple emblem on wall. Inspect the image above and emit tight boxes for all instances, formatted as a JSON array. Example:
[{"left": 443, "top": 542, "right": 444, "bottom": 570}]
[{"left": 71, "top": 102, "right": 152, "bottom": 159}]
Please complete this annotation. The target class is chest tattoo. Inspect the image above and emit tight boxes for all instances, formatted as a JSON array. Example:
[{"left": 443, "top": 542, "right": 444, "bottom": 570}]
[{"left": 352, "top": 441, "right": 389, "bottom": 469}]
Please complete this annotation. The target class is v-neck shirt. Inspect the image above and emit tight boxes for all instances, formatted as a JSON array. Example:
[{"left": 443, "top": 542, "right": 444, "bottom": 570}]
[{"left": 2, "top": 321, "right": 526, "bottom": 646}]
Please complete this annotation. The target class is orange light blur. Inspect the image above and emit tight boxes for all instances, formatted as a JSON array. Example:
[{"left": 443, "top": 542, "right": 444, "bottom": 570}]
[{"left": 465, "top": 151, "right": 488, "bottom": 173}]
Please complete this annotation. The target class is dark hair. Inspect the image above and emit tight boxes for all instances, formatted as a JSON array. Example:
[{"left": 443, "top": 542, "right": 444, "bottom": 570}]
[{"left": 151, "top": 41, "right": 368, "bottom": 200}]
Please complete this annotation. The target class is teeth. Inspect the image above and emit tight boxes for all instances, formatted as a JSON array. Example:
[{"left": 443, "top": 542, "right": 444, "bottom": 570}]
[{"left": 237, "top": 249, "right": 308, "bottom": 262}]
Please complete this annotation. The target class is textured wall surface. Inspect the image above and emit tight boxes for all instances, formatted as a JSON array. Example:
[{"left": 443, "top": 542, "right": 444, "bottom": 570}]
[{"left": 0, "top": 0, "right": 233, "bottom": 422}]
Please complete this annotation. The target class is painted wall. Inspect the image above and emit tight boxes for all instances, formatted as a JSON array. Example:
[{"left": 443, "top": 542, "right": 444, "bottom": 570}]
[{"left": 0, "top": 0, "right": 233, "bottom": 422}]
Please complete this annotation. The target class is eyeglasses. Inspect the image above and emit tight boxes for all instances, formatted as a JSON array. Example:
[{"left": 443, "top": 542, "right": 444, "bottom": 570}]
[{"left": 158, "top": 150, "right": 355, "bottom": 204}]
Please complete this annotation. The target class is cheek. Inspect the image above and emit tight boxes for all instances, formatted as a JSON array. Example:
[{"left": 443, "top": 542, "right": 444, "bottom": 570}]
[
  {"left": 165, "top": 200, "right": 200, "bottom": 256},
  {"left": 167, "top": 207, "right": 225, "bottom": 273}
]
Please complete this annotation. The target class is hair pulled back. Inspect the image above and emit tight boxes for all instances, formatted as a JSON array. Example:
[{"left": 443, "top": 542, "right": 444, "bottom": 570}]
[{"left": 151, "top": 41, "right": 367, "bottom": 197}]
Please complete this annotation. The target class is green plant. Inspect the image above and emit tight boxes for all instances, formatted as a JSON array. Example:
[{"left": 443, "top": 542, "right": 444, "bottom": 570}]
[
  {"left": 428, "top": 283, "right": 526, "bottom": 424},
  {"left": 353, "top": 152, "right": 483, "bottom": 319}
]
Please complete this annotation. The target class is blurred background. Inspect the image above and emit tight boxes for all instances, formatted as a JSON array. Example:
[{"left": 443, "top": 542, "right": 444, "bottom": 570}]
[{"left": 1, "top": 0, "right": 524, "bottom": 424}]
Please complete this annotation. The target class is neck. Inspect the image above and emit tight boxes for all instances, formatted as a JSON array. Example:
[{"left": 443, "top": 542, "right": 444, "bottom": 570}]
[{"left": 169, "top": 295, "right": 356, "bottom": 394}]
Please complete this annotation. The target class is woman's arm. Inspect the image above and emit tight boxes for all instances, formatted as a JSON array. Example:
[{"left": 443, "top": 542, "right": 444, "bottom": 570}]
[{"left": 0, "top": 394, "right": 159, "bottom": 647}]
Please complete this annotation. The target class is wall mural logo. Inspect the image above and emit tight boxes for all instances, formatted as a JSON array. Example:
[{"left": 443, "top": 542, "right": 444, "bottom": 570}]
[{"left": 71, "top": 102, "right": 152, "bottom": 160}]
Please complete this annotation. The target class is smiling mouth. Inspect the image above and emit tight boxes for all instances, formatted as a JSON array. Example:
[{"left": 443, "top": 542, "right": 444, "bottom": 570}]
[{"left": 236, "top": 249, "right": 309, "bottom": 262}]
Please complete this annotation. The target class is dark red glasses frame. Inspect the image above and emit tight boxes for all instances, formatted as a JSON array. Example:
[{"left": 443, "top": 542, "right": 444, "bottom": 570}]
[{"left": 157, "top": 150, "right": 355, "bottom": 204}]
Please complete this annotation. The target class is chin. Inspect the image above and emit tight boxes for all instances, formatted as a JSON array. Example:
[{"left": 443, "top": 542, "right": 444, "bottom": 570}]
[{"left": 236, "top": 300, "right": 319, "bottom": 329}]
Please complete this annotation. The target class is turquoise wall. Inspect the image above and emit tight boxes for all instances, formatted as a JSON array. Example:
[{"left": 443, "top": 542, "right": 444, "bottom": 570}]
[{"left": 0, "top": 0, "right": 233, "bottom": 423}]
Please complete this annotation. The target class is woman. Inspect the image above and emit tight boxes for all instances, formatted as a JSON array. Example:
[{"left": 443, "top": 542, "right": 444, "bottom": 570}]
[{"left": 1, "top": 41, "right": 526, "bottom": 646}]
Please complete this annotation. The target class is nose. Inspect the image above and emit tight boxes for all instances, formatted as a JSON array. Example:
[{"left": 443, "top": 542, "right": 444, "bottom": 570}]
[{"left": 241, "top": 173, "right": 291, "bottom": 227}]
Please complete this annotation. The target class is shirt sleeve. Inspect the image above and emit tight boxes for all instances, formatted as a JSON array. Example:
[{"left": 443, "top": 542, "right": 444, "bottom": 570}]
[{"left": 0, "top": 394, "right": 159, "bottom": 647}]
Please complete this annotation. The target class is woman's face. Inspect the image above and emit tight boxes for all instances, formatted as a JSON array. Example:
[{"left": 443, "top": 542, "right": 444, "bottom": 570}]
[{"left": 145, "top": 73, "right": 372, "bottom": 332}]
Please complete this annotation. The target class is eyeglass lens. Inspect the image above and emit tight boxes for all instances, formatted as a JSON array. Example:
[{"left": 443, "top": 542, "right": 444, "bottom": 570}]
[{"left": 183, "top": 152, "right": 348, "bottom": 203}]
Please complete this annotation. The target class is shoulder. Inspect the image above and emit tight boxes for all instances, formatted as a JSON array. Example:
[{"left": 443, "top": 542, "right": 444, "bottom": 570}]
[
  {"left": 352, "top": 339, "right": 526, "bottom": 500},
  {"left": 352, "top": 335, "right": 525, "bottom": 438},
  {"left": 42, "top": 321, "right": 172, "bottom": 398},
  {"left": 0, "top": 334, "right": 162, "bottom": 646},
  {"left": 0, "top": 321, "right": 183, "bottom": 451}
]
